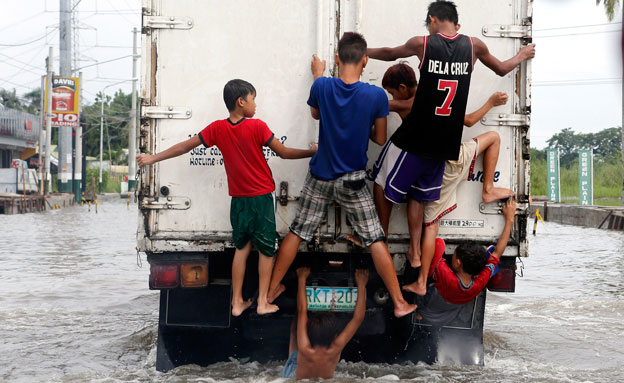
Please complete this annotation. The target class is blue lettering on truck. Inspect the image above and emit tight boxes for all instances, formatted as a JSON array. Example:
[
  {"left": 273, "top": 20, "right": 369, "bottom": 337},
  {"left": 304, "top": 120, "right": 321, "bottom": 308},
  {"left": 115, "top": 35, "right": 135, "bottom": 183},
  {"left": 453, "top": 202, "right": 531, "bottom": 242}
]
[{"left": 187, "top": 134, "right": 287, "bottom": 166}]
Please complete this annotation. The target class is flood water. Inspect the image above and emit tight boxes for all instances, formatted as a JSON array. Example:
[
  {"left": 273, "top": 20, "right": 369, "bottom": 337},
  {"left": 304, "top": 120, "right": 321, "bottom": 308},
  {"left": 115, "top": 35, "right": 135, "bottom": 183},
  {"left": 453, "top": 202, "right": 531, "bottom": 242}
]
[{"left": 1, "top": 199, "right": 623, "bottom": 382}]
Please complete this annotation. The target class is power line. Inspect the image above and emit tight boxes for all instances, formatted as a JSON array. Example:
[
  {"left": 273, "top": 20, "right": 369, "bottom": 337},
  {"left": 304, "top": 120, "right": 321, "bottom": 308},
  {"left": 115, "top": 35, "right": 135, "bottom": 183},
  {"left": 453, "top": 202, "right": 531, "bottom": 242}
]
[
  {"left": 0, "top": 28, "right": 58, "bottom": 47},
  {"left": 0, "top": 11, "right": 46, "bottom": 33},
  {"left": 534, "top": 29, "right": 622, "bottom": 38},
  {"left": 0, "top": 53, "right": 44, "bottom": 71},
  {"left": 533, "top": 22, "right": 622, "bottom": 32},
  {"left": 0, "top": 60, "right": 42, "bottom": 76},
  {"left": 533, "top": 78, "right": 622, "bottom": 87}
]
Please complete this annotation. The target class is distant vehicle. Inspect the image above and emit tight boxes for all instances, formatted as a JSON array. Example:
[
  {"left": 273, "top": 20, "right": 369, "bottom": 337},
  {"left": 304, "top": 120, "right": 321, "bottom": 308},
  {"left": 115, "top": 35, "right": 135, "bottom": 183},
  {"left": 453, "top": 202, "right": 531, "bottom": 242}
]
[{"left": 137, "top": 0, "right": 532, "bottom": 371}]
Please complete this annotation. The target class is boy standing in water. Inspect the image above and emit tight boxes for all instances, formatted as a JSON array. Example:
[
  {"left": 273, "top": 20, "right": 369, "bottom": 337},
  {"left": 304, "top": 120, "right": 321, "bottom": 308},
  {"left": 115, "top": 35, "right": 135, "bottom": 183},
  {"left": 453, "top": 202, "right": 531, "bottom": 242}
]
[
  {"left": 137, "top": 79, "right": 316, "bottom": 316},
  {"left": 267, "top": 32, "right": 416, "bottom": 318},
  {"left": 281, "top": 267, "right": 368, "bottom": 380},
  {"left": 367, "top": 0, "right": 534, "bottom": 295}
]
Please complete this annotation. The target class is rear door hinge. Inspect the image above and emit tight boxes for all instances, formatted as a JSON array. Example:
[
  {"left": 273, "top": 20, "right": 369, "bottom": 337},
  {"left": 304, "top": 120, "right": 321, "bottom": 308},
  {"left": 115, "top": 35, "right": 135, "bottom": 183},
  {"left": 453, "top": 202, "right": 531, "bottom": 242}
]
[
  {"left": 479, "top": 200, "right": 508, "bottom": 215},
  {"left": 143, "top": 15, "right": 194, "bottom": 31},
  {"left": 141, "top": 106, "right": 192, "bottom": 120},
  {"left": 482, "top": 23, "right": 531, "bottom": 39},
  {"left": 480, "top": 113, "right": 530, "bottom": 127},
  {"left": 140, "top": 197, "right": 191, "bottom": 210},
  {"left": 278, "top": 181, "right": 300, "bottom": 206},
  {"left": 480, "top": 201, "right": 526, "bottom": 215}
]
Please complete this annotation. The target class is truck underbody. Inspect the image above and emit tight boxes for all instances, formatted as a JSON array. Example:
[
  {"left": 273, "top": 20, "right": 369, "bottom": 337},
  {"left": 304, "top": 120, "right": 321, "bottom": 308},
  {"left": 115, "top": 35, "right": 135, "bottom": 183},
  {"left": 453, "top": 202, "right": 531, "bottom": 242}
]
[{"left": 149, "top": 251, "right": 491, "bottom": 372}]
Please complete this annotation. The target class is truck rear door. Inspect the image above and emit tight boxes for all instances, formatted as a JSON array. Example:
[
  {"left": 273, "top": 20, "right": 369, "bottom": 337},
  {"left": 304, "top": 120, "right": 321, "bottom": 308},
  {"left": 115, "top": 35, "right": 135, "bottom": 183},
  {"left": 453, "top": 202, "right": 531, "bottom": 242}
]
[{"left": 139, "top": 0, "right": 530, "bottom": 259}]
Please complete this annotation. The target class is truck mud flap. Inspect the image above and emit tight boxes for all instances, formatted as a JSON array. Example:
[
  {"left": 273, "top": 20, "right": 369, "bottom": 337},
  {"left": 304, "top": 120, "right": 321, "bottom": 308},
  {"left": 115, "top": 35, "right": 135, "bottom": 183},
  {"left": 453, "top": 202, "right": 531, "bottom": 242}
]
[{"left": 400, "top": 290, "right": 487, "bottom": 365}]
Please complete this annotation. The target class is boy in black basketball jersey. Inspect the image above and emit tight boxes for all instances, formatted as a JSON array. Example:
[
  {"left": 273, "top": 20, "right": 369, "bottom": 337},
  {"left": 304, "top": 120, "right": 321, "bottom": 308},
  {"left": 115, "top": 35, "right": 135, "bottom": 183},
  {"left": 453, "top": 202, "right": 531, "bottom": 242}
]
[{"left": 367, "top": 0, "right": 535, "bottom": 296}]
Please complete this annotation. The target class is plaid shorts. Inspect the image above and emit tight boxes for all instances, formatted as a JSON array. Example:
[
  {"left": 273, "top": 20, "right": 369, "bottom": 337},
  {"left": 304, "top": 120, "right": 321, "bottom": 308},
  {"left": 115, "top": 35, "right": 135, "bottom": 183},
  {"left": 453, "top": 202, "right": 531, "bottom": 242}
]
[{"left": 290, "top": 170, "right": 386, "bottom": 247}]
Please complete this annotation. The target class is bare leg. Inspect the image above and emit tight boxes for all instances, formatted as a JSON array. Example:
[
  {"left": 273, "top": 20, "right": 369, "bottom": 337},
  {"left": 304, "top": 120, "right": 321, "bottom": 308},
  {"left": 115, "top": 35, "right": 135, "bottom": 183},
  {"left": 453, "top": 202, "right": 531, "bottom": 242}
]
[
  {"left": 288, "top": 315, "right": 298, "bottom": 355},
  {"left": 406, "top": 199, "right": 423, "bottom": 268},
  {"left": 369, "top": 241, "right": 417, "bottom": 317},
  {"left": 267, "top": 232, "right": 301, "bottom": 303},
  {"left": 403, "top": 222, "right": 439, "bottom": 296},
  {"left": 476, "top": 132, "right": 514, "bottom": 203},
  {"left": 374, "top": 183, "right": 394, "bottom": 237},
  {"left": 231, "top": 241, "right": 253, "bottom": 316},
  {"left": 257, "top": 252, "right": 279, "bottom": 314}
]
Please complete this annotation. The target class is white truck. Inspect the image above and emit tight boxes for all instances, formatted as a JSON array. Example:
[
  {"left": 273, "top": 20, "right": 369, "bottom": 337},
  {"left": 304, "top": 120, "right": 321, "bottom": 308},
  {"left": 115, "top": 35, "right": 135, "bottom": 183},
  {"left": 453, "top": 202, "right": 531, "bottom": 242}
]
[{"left": 137, "top": 0, "right": 532, "bottom": 371}]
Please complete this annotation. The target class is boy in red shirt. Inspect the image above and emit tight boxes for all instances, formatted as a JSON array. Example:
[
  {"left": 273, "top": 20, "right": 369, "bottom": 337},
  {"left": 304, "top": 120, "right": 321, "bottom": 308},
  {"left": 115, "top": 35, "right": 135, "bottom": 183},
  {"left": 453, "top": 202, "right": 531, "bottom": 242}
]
[
  {"left": 424, "top": 199, "right": 515, "bottom": 306},
  {"left": 137, "top": 79, "right": 316, "bottom": 316}
]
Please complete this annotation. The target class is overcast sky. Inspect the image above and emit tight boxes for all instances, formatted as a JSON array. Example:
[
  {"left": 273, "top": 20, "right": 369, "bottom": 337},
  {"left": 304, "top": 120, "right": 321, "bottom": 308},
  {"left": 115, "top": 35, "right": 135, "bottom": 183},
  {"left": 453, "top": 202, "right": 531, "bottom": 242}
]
[{"left": 0, "top": 0, "right": 621, "bottom": 149}]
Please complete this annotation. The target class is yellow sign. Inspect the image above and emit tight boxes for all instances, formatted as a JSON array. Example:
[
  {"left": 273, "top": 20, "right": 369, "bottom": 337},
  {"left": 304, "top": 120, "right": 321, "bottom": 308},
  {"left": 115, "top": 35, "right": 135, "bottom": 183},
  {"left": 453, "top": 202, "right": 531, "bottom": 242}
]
[{"left": 45, "top": 76, "right": 80, "bottom": 128}]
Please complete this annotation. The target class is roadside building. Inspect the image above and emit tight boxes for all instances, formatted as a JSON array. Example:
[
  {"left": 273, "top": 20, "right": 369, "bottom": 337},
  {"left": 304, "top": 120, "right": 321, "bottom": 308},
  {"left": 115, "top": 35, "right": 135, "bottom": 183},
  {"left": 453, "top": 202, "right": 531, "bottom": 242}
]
[{"left": 0, "top": 106, "right": 41, "bottom": 168}]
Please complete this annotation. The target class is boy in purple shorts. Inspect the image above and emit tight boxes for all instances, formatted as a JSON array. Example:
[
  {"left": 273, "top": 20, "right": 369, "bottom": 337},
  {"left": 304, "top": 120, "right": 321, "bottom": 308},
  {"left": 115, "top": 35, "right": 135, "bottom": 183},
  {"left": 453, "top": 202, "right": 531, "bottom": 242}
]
[
  {"left": 267, "top": 32, "right": 417, "bottom": 318},
  {"left": 367, "top": 0, "right": 534, "bottom": 296},
  {"left": 372, "top": 62, "right": 512, "bottom": 270}
]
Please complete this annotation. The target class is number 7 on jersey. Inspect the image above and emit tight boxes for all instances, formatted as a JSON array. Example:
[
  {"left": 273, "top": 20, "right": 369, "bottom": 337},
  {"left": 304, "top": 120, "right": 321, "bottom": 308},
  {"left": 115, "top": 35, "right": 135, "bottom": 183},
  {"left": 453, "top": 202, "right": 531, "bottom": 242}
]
[{"left": 435, "top": 79, "right": 458, "bottom": 116}]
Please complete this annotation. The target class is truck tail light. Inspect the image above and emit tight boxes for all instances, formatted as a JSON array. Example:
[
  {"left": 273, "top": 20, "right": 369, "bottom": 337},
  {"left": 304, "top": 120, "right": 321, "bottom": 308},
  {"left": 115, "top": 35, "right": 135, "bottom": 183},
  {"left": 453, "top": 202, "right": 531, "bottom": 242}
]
[
  {"left": 150, "top": 264, "right": 179, "bottom": 289},
  {"left": 487, "top": 265, "right": 515, "bottom": 292},
  {"left": 181, "top": 263, "right": 208, "bottom": 287}
]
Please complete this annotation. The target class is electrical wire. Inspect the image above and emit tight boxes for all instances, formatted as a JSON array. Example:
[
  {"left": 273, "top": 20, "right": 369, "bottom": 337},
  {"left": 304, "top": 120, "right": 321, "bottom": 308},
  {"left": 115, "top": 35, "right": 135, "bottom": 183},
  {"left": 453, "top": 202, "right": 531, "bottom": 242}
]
[
  {"left": 533, "top": 78, "right": 621, "bottom": 87},
  {"left": 0, "top": 53, "right": 44, "bottom": 72},
  {"left": 534, "top": 29, "right": 622, "bottom": 38},
  {"left": 533, "top": 22, "right": 622, "bottom": 32},
  {"left": 0, "top": 28, "right": 58, "bottom": 47},
  {"left": 0, "top": 11, "right": 46, "bottom": 33}
]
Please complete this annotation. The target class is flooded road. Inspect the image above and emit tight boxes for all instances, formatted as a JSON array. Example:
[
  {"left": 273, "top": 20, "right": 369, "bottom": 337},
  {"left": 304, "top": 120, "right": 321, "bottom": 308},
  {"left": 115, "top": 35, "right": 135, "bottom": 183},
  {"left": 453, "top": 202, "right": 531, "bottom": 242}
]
[{"left": 1, "top": 199, "right": 624, "bottom": 382}]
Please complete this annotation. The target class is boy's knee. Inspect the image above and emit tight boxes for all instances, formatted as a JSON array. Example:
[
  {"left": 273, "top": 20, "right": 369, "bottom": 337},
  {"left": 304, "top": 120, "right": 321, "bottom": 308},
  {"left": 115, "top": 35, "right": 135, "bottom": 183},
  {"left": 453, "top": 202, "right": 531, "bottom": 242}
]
[{"left": 485, "top": 131, "right": 500, "bottom": 144}]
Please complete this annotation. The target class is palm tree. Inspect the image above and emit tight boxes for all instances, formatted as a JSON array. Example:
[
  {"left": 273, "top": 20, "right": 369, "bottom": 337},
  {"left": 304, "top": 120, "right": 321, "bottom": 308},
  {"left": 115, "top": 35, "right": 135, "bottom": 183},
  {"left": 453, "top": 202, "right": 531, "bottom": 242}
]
[
  {"left": 596, "top": 0, "right": 623, "bottom": 204},
  {"left": 595, "top": 0, "right": 620, "bottom": 21}
]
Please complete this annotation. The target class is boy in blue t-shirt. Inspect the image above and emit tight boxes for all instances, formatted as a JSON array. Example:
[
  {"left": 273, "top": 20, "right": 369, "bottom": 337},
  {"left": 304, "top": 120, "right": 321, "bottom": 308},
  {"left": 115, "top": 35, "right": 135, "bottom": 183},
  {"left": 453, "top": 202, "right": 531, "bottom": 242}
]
[{"left": 267, "top": 32, "right": 417, "bottom": 318}]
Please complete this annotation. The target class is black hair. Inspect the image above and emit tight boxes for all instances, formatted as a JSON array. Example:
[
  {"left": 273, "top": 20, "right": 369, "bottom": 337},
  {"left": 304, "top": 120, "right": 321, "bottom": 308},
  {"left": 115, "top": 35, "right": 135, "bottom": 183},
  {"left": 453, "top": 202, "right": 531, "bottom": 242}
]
[
  {"left": 337, "top": 32, "right": 367, "bottom": 65},
  {"left": 382, "top": 62, "right": 417, "bottom": 90},
  {"left": 425, "top": 1, "right": 459, "bottom": 26},
  {"left": 455, "top": 241, "right": 487, "bottom": 275},
  {"left": 307, "top": 312, "right": 342, "bottom": 348},
  {"left": 223, "top": 79, "right": 256, "bottom": 112}
]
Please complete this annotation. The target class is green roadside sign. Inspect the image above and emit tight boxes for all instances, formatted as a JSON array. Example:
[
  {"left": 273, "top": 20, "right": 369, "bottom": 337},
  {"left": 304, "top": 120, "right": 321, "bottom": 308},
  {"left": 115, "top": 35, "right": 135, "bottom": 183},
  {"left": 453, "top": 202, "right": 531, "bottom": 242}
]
[
  {"left": 546, "top": 148, "right": 561, "bottom": 202},
  {"left": 578, "top": 149, "right": 593, "bottom": 205}
]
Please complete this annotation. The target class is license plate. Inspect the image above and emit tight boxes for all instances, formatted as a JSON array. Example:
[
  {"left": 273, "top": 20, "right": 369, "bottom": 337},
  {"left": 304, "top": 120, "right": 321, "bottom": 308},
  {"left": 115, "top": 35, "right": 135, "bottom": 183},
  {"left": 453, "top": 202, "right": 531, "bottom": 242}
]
[{"left": 306, "top": 286, "right": 358, "bottom": 311}]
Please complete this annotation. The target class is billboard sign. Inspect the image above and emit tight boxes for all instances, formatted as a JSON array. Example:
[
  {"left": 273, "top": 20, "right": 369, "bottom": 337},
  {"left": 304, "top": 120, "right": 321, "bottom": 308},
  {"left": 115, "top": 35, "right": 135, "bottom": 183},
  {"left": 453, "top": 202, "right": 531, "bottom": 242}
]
[
  {"left": 45, "top": 76, "right": 80, "bottom": 128},
  {"left": 578, "top": 149, "right": 593, "bottom": 205},
  {"left": 546, "top": 148, "right": 561, "bottom": 202}
]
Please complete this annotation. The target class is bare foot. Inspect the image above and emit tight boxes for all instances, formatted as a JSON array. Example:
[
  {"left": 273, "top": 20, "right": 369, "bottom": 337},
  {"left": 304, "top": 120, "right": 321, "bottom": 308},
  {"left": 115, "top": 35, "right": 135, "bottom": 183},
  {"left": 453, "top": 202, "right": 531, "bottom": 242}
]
[
  {"left": 402, "top": 281, "right": 427, "bottom": 296},
  {"left": 257, "top": 302, "right": 279, "bottom": 315},
  {"left": 394, "top": 301, "right": 418, "bottom": 318},
  {"left": 232, "top": 299, "right": 253, "bottom": 317},
  {"left": 407, "top": 247, "right": 421, "bottom": 268},
  {"left": 345, "top": 234, "right": 363, "bottom": 247},
  {"left": 482, "top": 187, "right": 514, "bottom": 204},
  {"left": 267, "top": 283, "right": 286, "bottom": 303}
]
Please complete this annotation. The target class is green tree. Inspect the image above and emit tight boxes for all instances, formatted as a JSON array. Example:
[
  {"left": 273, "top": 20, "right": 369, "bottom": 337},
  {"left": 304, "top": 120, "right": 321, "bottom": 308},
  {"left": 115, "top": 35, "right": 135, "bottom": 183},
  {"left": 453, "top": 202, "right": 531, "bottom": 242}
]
[
  {"left": 595, "top": 0, "right": 620, "bottom": 21},
  {"left": 81, "top": 89, "right": 133, "bottom": 164},
  {"left": 21, "top": 88, "right": 41, "bottom": 115},
  {"left": 0, "top": 88, "right": 23, "bottom": 110},
  {"left": 546, "top": 126, "right": 622, "bottom": 167},
  {"left": 0, "top": 87, "right": 41, "bottom": 114},
  {"left": 596, "top": 0, "right": 623, "bottom": 204}
]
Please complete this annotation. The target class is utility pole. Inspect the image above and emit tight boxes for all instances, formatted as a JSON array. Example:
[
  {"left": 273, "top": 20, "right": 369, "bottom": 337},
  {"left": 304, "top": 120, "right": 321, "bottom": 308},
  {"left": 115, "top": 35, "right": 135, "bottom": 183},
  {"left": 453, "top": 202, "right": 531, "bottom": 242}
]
[
  {"left": 100, "top": 91, "right": 104, "bottom": 194},
  {"left": 74, "top": 71, "right": 82, "bottom": 203},
  {"left": 58, "top": 0, "right": 73, "bottom": 193},
  {"left": 45, "top": 47, "right": 54, "bottom": 195},
  {"left": 38, "top": 76, "right": 45, "bottom": 195},
  {"left": 128, "top": 27, "right": 138, "bottom": 192}
]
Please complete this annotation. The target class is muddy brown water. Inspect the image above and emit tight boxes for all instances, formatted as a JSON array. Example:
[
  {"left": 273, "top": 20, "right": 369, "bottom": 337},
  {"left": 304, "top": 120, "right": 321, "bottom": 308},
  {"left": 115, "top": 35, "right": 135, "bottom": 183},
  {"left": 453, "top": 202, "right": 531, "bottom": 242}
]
[{"left": 1, "top": 199, "right": 623, "bottom": 382}]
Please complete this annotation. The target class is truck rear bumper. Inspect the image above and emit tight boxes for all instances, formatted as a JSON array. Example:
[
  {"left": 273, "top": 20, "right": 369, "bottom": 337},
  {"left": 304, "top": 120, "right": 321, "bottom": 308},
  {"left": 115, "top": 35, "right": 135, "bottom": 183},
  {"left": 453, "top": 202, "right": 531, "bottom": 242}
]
[{"left": 154, "top": 287, "right": 486, "bottom": 371}]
